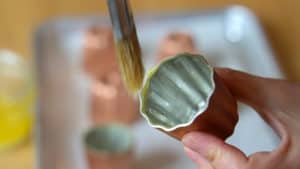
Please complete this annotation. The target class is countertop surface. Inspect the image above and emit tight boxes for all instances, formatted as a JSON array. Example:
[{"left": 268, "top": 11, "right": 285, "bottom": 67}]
[{"left": 0, "top": 0, "right": 299, "bottom": 168}]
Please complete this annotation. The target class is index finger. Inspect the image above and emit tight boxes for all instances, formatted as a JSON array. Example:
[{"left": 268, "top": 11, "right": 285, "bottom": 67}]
[{"left": 215, "top": 68, "right": 288, "bottom": 137}]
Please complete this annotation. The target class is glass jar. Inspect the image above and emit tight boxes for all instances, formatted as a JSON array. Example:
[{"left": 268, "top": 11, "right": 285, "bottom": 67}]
[{"left": 0, "top": 50, "right": 35, "bottom": 151}]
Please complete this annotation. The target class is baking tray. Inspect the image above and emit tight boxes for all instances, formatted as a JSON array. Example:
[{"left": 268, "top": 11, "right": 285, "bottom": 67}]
[{"left": 35, "top": 5, "right": 283, "bottom": 169}]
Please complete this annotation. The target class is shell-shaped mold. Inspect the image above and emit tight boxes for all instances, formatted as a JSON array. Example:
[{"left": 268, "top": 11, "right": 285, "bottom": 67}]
[{"left": 140, "top": 53, "right": 215, "bottom": 131}]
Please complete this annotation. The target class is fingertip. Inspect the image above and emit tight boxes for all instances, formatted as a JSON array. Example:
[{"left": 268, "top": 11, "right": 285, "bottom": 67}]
[
  {"left": 215, "top": 67, "right": 267, "bottom": 87},
  {"left": 214, "top": 67, "right": 233, "bottom": 75},
  {"left": 182, "top": 132, "right": 248, "bottom": 169},
  {"left": 214, "top": 67, "right": 271, "bottom": 108},
  {"left": 184, "top": 147, "right": 214, "bottom": 169},
  {"left": 182, "top": 132, "right": 198, "bottom": 144},
  {"left": 214, "top": 67, "right": 240, "bottom": 95},
  {"left": 182, "top": 132, "right": 222, "bottom": 146},
  {"left": 214, "top": 67, "right": 244, "bottom": 83},
  {"left": 184, "top": 147, "right": 201, "bottom": 162},
  {"left": 182, "top": 132, "right": 224, "bottom": 158},
  {"left": 182, "top": 132, "right": 205, "bottom": 149}
]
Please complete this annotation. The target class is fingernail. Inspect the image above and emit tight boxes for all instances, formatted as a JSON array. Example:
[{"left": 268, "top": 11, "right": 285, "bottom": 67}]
[
  {"left": 182, "top": 133, "right": 213, "bottom": 158},
  {"left": 182, "top": 133, "right": 195, "bottom": 147},
  {"left": 184, "top": 147, "right": 202, "bottom": 162},
  {"left": 184, "top": 147, "right": 215, "bottom": 169},
  {"left": 182, "top": 133, "right": 205, "bottom": 154},
  {"left": 182, "top": 133, "right": 233, "bottom": 166}
]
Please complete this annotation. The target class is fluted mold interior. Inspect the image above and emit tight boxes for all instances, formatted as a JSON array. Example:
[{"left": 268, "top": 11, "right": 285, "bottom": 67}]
[{"left": 140, "top": 53, "right": 215, "bottom": 131}]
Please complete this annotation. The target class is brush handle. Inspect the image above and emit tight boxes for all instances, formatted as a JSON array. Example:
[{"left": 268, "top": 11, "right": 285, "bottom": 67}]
[
  {"left": 107, "top": 0, "right": 145, "bottom": 94},
  {"left": 107, "top": 0, "right": 136, "bottom": 40}
]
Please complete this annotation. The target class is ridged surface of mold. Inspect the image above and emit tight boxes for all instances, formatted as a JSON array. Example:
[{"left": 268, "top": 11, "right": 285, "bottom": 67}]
[{"left": 140, "top": 53, "right": 215, "bottom": 131}]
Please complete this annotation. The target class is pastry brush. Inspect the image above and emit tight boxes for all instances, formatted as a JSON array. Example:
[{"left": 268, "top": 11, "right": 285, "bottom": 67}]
[{"left": 107, "top": 0, "right": 144, "bottom": 95}]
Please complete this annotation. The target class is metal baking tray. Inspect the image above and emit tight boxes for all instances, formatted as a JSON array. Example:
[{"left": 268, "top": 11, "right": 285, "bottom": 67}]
[{"left": 35, "top": 5, "right": 283, "bottom": 169}]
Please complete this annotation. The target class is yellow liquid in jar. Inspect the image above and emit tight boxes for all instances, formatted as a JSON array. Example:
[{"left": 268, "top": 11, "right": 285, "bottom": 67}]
[
  {"left": 0, "top": 50, "right": 36, "bottom": 151},
  {"left": 0, "top": 87, "right": 35, "bottom": 151}
]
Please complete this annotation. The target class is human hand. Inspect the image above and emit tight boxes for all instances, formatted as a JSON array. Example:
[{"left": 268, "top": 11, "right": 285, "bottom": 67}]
[{"left": 182, "top": 68, "right": 300, "bottom": 169}]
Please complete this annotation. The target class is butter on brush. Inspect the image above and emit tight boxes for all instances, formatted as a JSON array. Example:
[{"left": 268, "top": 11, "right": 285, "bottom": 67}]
[
  {"left": 107, "top": 0, "right": 145, "bottom": 95},
  {"left": 116, "top": 36, "right": 144, "bottom": 95}
]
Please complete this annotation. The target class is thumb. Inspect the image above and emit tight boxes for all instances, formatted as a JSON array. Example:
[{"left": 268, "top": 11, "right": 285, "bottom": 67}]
[{"left": 182, "top": 132, "right": 248, "bottom": 169}]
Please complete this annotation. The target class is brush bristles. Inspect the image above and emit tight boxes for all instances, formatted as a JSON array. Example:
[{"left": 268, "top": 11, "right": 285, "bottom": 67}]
[{"left": 116, "top": 36, "right": 144, "bottom": 95}]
